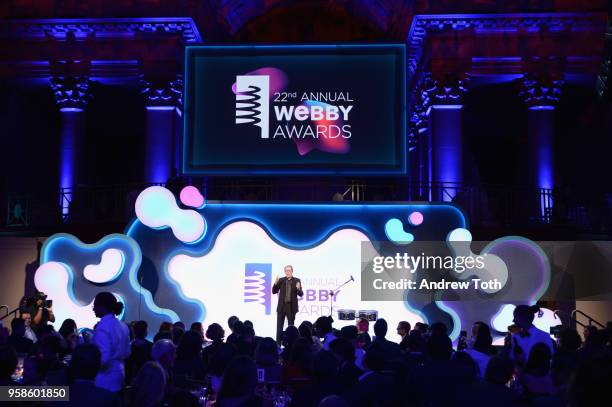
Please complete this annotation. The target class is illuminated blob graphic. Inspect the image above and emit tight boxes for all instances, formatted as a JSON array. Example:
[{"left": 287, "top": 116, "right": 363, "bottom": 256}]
[
  {"left": 167, "top": 221, "right": 424, "bottom": 337},
  {"left": 384, "top": 218, "right": 414, "bottom": 244},
  {"left": 135, "top": 186, "right": 206, "bottom": 244},
  {"left": 37, "top": 187, "right": 552, "bottom": 342},
  {"left": 408, "top": 211, "right": 424, "bottom": 226},
  {"left": 83, "top": 248, "right": 124, "bottom": 284},
  {"left": 35, "top": 262, "right": 99, "bottom": 330},
  {"left": 35, "top": 233, "right": 179, "bottom": 334},
  {"left": 179, "top": 186, "right": 205, "bottom": 208}
]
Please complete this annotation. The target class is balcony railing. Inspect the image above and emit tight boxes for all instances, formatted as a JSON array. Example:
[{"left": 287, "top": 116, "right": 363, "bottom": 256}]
[{"left": 1, "top": 181, "right": 610, "bottom": 234}]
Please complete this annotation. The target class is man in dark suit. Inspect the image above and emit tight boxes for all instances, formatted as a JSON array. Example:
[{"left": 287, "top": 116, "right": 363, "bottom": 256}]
[{"left": 272, "top": 265, "right": 303, "bottom": 342}]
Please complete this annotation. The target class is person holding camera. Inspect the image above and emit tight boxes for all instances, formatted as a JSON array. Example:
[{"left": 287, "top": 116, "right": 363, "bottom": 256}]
[{"left": 25, "top": 291, "right": 55, "bottom": 334}]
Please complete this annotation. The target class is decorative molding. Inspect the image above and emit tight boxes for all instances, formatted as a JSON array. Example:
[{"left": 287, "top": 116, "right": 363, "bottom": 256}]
[
  {"left": 50, "top": 76, "right": 92, "bottom": 109},
  {"left": 407, "top": 13, "right": 606, "bottom": 87},
  {"left": 519, "top": 76, "right": 564, "bottom": 107},
  {"left": 407, "top": 72, "right": 468, "bottom": 148},
  {"left": 406, "top": 12, "right": 606, "bottom": 152},
  {"left": 2, "top": 18, "right": 202, "bottom": 43}
]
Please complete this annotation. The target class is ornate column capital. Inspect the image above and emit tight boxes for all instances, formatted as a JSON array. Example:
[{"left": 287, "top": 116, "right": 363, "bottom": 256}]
[
  {"left": 141, "top": 75, "right": 183, "bottom": 108},
  {"left": 408, "top": 72, "right": 468, "bottom": 149},
  {"left": 422, "top": 73, "right": 469, "bottom": 106},
  {"left": 50, "top": 76, "right": 92, "bottom": 110},
  {"left": 519, "top": 76, "right": 563, "bottom": 108}
]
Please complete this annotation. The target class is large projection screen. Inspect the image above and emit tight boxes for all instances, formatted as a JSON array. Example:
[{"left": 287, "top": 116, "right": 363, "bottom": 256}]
[{"left": 182, "top": 44, "right": 406, "bottom": 175}]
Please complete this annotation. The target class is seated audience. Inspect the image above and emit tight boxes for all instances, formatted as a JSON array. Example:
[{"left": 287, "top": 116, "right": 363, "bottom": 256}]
[
  {"left": 58, "top": 318, "right": 79, "bottom": 356},
  {"left": 292, "top": 350, "right": 340, "bottom": 407},
  {"left": 329, "top": 337, "right": 363, "bottom": 390},
  {"left": 518, "top": 342, "right": 555, "bottom": 398},
  {"left": 173, "top": 330, "right": 206, "bottom": 389},
  {"left": 153, "top": 322, "right": 173, "bottom": 342},
  {"left": 396, "top": 320, "right": 411, "bottom": 352},
  {"left": 8, "top": 317, "right": 34, "bottom": 355},
  {"left": 190, "top": 322, "right": 204, "bottom": 340},
  {"left": 370, "top": 319, "right": 403, "bottom": 364},
  {"left": 0, "top": 345, "right": 18, "bottom": 386},
  {"left": 356, "top": 318, "right": 371, "bottom": 348},
  {"left": 202, "top": 323, "right": 225, "bottom": 369},
  {"left": 216, "top": 355, "right": 263, "bottom": 407},
  {"left": 349, "top": 343, "right": 398, "bottom": 406},
  {"left": 65, "top": 343, "right": 120, "bottom": 406},
  {"left": 130, "top": 361, "right": 167, "bottom": 407},
  {"left": 126, "top": 320, "right": 153, "bottom": 383},
  {"left": 315, "top": 316, "right": 336, "bottom": 350},
  {"left": 465, "top": 321, "right": 496, "bottom": 377},
  {"left": 151, "top": 339, "right": 176, "bottom": 384},
  {"left": 21, "top": 312, "right": 37, "bottom": 343}
]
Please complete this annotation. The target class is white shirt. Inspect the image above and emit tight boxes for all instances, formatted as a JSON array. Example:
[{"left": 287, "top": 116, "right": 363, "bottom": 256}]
[
  {"left": 24, "top": 327, "right": 37, "bottom": 343},
  {"left": 93, "top": 314, "right": 131, "bottom": 392},
  {"left": 511, "top": 325, "right": 554, "bottom": 361}
]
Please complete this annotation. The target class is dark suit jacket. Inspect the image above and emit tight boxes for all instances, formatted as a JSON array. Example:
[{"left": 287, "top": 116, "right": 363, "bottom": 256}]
[{"left": 272, "top": 277, "right": 303, "bottom": 313}]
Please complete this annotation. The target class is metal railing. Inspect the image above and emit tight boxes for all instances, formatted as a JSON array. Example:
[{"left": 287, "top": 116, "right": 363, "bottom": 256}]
[
  {"left": 571, "top": 309, "right": 606, "bottom": 329},
  {"left": 1, "top": 181, "right": 610, "bottom": 233},
  {"left": 0, "top": 306, "right": 20, "bottom": 322}
]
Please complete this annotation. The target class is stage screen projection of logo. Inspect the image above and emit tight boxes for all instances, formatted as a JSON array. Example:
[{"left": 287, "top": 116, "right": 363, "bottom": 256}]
[{"left": 182, "top": 44, "right": 407, "bottom": 175}]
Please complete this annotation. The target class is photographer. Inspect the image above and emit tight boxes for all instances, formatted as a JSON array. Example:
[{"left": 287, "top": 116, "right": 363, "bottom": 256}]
[{"left": 24, "top": 291, "right": 55, "bottom": 334}]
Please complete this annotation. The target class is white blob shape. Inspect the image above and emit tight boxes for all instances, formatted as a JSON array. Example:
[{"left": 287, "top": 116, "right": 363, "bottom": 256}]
[
  {"left": 490, "top": 304, "right": 516, "bottom": 332},
  {"left": 83, "top": 248, "right": 124, "bottom": 283},
  {"left": 448, "top": 228, "right": 472, "bottom": 242},
  {"left": 168, "top": 221, "right": 424, "bottom": 339},
  {"left": 135, "top": 186, "right": 206, "bottom": 243},
  {"left": 34, "top": 262, "right": 99, "bottom": 330}
]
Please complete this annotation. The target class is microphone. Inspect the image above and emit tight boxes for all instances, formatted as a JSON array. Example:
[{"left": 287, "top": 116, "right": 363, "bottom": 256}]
[{"left": 350, "top": 275, "right": 354, "bottom": 282}]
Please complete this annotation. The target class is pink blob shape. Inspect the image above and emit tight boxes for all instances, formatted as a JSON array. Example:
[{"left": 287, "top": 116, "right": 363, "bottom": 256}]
[
  {"left": 294, "top": 100, "right": 350, "bottom": 156},
  {"left": 231, "top": 67, "right": 288, "bottom": 96},
  {"left": 408, "top": 211, "right": 424, "bottom": 226},
  {"left": 180, "top": 186, "right": 204, "bottom": 208}
]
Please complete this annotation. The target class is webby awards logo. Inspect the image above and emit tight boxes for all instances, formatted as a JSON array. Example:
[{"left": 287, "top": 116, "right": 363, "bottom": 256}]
[
  {"left": 235, "top": 75, "right": 270, "bottom": 139},
  {"left": 233, "top": 68, "right": 353, "bottom": 155}
]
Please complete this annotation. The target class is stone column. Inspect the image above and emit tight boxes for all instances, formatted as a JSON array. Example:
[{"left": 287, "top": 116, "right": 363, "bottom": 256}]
[
  {"left": 141, "top": 77, "right": 182, "bottom": 185},
  {"left": 424, "top": 74, "right": 468, "bottom": 202},
  {"left": 520, "top": 76, "right": 563, "bottom": 220},
  {"left": 50, "top": 76, "right": 91, "bottom": 218}
]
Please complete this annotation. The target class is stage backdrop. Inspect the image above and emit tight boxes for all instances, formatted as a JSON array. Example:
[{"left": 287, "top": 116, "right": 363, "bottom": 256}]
[{"left": 33, "top": 186, "right": 559, "bottom": 341}]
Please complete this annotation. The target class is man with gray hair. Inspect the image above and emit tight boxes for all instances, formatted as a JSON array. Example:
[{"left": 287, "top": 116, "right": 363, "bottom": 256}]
[
  {"left": 272, "top": 265, "right": 304, "bottom": 342},
  {"left": 151, "top": 339, "right": 175, "bottom": 379}
]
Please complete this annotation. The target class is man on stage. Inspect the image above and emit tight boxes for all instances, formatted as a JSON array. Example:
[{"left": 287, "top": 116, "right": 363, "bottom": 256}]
[{"left": 272, "top": 265, "right": 304, "bottom": 342}]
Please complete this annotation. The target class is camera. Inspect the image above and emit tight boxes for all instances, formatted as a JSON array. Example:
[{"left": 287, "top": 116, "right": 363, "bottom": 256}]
[
  {"left": 24, "top": 292, "right": 52, "bottom": 308},
  {"left": 549, "top": 325, "right": 563, "bottom": 338}
]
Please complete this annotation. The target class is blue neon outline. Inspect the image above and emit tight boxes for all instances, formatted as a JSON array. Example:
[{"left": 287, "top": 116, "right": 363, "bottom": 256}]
[
  {"left": 41, "top": 233, "right": 179, "bottom": 322},
  {"left": 182, "top": 43, "right": 407, "bottom": 176}
]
